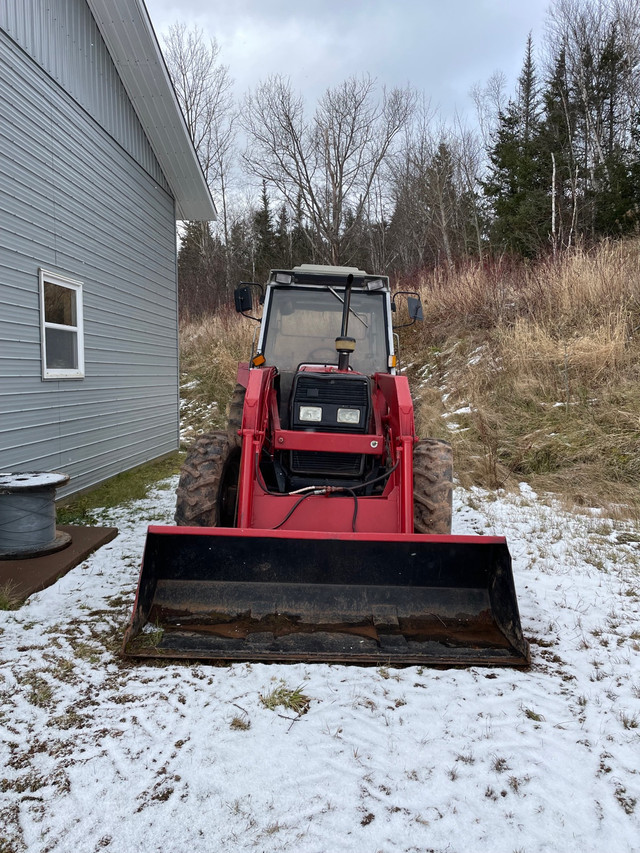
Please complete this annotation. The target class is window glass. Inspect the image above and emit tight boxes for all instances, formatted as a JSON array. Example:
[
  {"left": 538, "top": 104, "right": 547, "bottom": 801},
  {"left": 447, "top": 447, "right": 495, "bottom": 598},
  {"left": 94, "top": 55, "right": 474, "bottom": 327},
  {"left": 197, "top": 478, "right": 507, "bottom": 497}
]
[
  {"left": 44, "top": 282, "right": 76, "bottom": 326},
  {"left": 45, "top": 328, "right": 78, "bottom": 370},
  {"left": 263, "top": 288, "right": 389, "bottom": 374}
]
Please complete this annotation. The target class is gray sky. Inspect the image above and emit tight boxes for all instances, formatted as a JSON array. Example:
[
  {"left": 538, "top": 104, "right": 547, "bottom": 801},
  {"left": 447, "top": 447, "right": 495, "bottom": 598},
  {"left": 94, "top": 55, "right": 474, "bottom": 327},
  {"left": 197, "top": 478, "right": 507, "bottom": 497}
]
[{"left": 144, "top": 0, "right": 551, "bottom": 122}]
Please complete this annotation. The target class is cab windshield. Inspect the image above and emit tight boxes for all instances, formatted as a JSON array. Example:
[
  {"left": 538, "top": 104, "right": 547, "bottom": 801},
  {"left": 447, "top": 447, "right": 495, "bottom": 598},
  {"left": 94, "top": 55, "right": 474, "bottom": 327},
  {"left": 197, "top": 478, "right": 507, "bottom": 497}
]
[{"left": 262, "top": 287, "right": 389, "bottom": 374}]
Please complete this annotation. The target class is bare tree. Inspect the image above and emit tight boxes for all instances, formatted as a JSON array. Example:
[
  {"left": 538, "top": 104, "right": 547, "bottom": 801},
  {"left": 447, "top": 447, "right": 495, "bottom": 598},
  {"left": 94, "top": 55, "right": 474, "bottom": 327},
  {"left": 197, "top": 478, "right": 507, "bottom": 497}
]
[
  {"left": 471, "top": 70, "right": 507, "bottom": 149},
  {"left": 241, "top": 74, "right": 415, "bottom": 265},
  {"left": 388, "top": 98, "right": 482, "bottom": 273},
  {"left": 162, "top": 23, "right": 237, "bottom": 243}
]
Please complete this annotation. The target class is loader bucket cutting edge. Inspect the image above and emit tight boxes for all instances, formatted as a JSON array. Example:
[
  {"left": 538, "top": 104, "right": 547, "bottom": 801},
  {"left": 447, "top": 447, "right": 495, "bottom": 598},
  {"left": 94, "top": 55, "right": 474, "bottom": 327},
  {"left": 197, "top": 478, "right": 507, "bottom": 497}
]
[{"left": 123, "top": 526, "right": 530, "bottom": 667}]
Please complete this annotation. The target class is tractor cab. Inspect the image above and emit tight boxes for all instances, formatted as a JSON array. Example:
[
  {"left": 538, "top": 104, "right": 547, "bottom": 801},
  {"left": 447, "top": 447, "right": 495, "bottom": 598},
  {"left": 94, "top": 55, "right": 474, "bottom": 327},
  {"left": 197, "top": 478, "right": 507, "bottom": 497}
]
[
  {"left": 235, "top": 266, "right": 399, "bottom": 489},
  {"left": 251, "top": 265, "right": 396, "bottom": 376}
]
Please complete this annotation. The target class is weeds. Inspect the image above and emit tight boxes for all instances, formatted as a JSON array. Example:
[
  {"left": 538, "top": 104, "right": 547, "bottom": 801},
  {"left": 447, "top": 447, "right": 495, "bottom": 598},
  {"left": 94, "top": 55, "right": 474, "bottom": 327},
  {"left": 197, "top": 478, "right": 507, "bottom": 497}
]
[
  {"left": 259, "top": 681, "right": 311, "bottom": 715},
  {"left": 0, "top": 582, "right": 21, "bottom": 611},
  {"left": 492, "top": 756, "right": 510, "bottom": 773},
  {"left": 22, "top": 674, "right": 53, "bottom": 708},
  {"left": 619, "top": 711, "right": 639, "bottom": 730},
  {"left": 615, "top": 783, "right": 637, "bottom": 815},
  {"left": 523, "top": 707, "right": 545, "bottom": 723},
  {"left": 179, "top": 314, "right": 254, "bottom": 439}
]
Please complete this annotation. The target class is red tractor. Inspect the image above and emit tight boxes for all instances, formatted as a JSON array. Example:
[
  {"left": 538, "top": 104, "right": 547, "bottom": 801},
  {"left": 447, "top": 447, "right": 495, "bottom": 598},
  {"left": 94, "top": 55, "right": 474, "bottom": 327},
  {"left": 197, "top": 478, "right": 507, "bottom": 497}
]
[{"left": 124, "top": 265, "right": 529, "bottom": 666}]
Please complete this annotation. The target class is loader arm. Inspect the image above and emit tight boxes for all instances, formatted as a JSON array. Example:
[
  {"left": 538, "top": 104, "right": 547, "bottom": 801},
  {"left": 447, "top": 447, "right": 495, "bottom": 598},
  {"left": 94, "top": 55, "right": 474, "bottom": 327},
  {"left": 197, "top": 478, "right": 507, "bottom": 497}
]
[{"left": 237, "top": 366, "right": 276, "bottom": 528}]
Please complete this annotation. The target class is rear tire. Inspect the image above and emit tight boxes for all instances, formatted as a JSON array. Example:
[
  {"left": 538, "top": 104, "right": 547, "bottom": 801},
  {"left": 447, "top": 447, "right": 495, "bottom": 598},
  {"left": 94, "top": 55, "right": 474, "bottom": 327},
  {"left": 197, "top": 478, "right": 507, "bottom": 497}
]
[
  {"left": 226, "top": 383, "right": 246, "bottom": 448},
  {"left": 175, "top": 432, "right": 240, "bottom": 527},
  {"left": 413, "top": 439, "right": 453, "bottom": 535}
]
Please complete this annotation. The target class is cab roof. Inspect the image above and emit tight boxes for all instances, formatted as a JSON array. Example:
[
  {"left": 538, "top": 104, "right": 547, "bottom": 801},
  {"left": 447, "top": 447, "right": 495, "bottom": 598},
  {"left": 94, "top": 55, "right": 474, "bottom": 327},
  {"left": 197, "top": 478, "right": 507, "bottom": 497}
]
[{"left": 268, "top": 264, "right": 390, "bottom": 291}]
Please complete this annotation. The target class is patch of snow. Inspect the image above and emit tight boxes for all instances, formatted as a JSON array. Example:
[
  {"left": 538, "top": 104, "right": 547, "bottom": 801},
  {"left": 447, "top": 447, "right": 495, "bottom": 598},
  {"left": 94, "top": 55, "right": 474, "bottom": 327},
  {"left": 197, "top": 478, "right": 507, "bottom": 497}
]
[
  {"left": 1, "top": 480, "right": 639, "bottom": 852},
  {"left": 468, "top": 346, "right": 485, "bottom": 365},
  {"left": 518, "top": 482, "right": 538, "bottom": 499},
  {"left": 0, "top": 472, "right": 69, "bottom": 490}
]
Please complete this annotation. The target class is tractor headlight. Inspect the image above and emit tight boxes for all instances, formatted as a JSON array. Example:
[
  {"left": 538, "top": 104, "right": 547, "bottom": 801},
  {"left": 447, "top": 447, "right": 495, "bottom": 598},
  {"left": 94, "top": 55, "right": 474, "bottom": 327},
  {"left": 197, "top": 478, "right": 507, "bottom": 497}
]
[
  {"left": 299, "top": 405, "right": 323, "bottom": 422},
  {"left": 337, "top": 407, "right": 361, "bottom": 425}
]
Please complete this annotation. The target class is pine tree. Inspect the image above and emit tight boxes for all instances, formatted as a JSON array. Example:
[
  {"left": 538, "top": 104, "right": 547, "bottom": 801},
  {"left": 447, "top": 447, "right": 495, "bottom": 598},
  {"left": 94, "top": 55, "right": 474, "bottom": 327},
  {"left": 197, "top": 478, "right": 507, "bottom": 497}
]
[
  {"left": 252, "top": 181, "right": 277, "bottom": 280},
  {"left": 177, "top": 221, "right": 224, "bottom": 318},
  {"left": 274, "top": 204, "right": 291, "bottom": 267},
  {"left": 540, "top": 46, "right": 578, "bottom": 248},
  {"left": 290, "top": 192, "right": 312, "bottom": 266},
  {"left": 484, "top": 36, "right": 550, "bottom": 256}
]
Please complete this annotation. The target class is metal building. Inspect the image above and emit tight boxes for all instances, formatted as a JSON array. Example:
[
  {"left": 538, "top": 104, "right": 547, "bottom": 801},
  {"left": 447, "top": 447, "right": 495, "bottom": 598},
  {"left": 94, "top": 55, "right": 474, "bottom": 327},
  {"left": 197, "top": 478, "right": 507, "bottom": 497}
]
[{"left": 0, "top": 0, "right": 216, "bottom": 497}]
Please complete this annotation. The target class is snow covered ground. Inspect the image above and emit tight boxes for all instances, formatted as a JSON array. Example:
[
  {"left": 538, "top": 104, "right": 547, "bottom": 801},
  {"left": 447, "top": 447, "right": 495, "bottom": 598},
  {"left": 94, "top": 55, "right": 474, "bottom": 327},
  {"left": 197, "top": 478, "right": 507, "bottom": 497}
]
[{"left": 1, "top": 479, "right": 639, "bottom": 853}]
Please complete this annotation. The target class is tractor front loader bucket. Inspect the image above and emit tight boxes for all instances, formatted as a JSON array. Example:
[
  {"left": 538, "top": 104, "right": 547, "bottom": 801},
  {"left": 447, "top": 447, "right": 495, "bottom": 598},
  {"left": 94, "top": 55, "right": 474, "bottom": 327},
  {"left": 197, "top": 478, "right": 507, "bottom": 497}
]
[
  {"left": 124, "top": 527, "right": 529, "bottom": 666},
  {"left": 123, "top": 527, "right": 530, "bottom": 667}
]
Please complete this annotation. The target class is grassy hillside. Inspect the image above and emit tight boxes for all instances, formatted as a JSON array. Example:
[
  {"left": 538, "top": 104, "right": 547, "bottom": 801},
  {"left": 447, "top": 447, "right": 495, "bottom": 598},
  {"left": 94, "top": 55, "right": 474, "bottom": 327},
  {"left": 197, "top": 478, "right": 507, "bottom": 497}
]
[{"left": 179, "top": 240, "right": 640, "bottom": 515}]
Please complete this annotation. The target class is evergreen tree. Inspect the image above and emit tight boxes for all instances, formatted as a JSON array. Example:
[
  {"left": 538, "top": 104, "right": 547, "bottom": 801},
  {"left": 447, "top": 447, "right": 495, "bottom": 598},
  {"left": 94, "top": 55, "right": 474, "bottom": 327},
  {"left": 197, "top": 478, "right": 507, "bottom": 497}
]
[
  {"left": 177, "top": 221, "right": 224, "bottom": 318},
  {"left": 540, "top": 46, "right": 578, "bottom": 248},
  {"left": 484, "top": 37, "right": 551, "bottom": 256},
  {"left": 290, "top": 192, "right": 313, "bottom": 266},
  {"left": 274, "top": 204, "right": 292, "bottom": 267},
  {"left": 252, "top": 181, "right": 277, "bottom": 280}
]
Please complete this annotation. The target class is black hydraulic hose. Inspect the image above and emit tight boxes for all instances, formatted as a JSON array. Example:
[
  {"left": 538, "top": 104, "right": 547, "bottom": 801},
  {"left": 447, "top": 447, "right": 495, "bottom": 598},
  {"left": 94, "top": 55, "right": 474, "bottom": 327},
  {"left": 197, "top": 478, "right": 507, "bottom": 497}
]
[
  {"left": 273, "top": 487, "right": 358, "bottom": 532},
  {"left": 348, "top": 459, "right": 400, "bottom": 492},
  {"left": 254, "top": 449, "right": 398, "bottom": 532}
]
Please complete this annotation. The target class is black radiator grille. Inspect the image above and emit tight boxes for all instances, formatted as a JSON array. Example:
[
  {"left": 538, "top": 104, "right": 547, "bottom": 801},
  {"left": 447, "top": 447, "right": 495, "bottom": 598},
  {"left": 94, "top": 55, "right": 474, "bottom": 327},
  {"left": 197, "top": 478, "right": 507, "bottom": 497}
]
[
  {"left": 291, "top": 374, "right": 370, "bottom": 434},
  {"left": 289, "top": 373, "right": 371, "bottom": 476},
  {"left": 294, "top": 375, "right": 369, "bottom": 406},
  {"left": 290, "top": 451, "right": 364, "bottom": 477}
]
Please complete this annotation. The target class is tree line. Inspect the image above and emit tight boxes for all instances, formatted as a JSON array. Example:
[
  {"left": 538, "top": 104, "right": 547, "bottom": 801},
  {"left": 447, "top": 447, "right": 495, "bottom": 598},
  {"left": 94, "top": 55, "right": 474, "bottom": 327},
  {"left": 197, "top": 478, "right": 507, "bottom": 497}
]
[{"left": 165, "top": 0, "right": 640, "bottom": 318}]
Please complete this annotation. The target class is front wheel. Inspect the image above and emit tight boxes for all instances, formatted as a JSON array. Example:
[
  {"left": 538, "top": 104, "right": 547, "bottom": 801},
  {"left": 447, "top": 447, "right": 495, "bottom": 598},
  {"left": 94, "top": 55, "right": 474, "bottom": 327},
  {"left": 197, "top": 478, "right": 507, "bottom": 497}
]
[
  {"left": 413, "top": 439, "right": 453, "bottom": 535},
  {"left": 175, "top": 432, "right": 240, "bottom": 527}
]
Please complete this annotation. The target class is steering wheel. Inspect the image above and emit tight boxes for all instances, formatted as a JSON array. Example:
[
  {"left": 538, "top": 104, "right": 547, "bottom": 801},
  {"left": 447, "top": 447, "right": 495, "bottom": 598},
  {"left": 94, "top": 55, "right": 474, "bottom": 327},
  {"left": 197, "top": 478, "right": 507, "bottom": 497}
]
[{"left": 306, "top": 347, "right": 336, "bottom": 363}]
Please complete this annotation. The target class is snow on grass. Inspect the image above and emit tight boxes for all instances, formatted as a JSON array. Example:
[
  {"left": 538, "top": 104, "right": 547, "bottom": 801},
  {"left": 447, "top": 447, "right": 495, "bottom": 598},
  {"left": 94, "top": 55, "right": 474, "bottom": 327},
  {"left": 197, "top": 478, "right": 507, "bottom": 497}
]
[{"left": 1, "top": 481, "right": 639, "bottom": 852}]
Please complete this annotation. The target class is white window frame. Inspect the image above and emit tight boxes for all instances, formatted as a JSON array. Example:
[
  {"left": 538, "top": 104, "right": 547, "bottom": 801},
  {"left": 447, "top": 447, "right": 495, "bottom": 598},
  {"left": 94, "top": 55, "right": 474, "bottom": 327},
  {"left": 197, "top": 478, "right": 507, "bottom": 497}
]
[{"left": 39, "top": 269, "right": 85, "bottom": 380}]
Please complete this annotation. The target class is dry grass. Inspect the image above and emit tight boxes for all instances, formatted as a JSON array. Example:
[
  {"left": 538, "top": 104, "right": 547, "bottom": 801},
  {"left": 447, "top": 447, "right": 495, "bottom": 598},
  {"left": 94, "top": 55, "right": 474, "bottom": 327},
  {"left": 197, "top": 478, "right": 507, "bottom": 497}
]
[
  {"left": 0, "top": 582, "right": 22, "bottom": 611},
  {"left": 179, "top": 310, "right": 255, "bottom": 438},
  {"left": 402, "top": 239, "right": 640, "bottom": 512},
  {"left": 180, "top": 239, "right": 640, "bottom": 513},
  {"left": 259, "top": 682, "right": 311, "bottom": 714}
]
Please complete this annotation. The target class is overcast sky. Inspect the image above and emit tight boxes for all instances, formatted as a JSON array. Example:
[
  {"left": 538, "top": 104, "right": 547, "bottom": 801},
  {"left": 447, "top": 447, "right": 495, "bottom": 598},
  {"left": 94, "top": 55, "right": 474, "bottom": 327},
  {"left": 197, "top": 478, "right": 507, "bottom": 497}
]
[{"left": 144, "top": 0, "right": 552, "bottom": 123}]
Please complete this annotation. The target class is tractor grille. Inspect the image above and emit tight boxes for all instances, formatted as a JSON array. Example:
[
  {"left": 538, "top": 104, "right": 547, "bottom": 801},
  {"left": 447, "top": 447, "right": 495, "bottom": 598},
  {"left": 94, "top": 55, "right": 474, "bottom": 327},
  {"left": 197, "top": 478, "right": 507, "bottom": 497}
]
[
  {"left": 291, "top": 373, "right": 370, "bottom": 433},
  {"left": 289, "top": 373, "right": 370, "bottom": 478},
  {"left": 294, "top": 376, "right": 370, "bottom": 406},
  {"left": 290, "top": 450, "right": 365, "bottom": 477}
]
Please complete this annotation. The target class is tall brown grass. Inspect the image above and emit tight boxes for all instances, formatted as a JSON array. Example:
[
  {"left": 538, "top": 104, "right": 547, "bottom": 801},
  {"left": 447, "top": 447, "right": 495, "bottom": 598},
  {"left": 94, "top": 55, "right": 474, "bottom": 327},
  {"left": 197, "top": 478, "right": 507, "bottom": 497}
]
[
  {"left": 405, "top": 239, "right": 640, "bottom": 511},
  {"left": 179, "top": 310, "right": 255, "bottom": 435},
  {"left": 180, "top": 240, "right": 640, "bottom": 513}
]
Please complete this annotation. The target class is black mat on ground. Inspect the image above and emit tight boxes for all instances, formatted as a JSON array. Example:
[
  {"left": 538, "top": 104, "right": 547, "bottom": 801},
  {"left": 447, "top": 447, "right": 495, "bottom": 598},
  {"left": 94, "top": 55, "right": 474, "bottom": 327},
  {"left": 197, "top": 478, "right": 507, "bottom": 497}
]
[{"left": 0, "top": 525, "right": 119, "bottom": 601}]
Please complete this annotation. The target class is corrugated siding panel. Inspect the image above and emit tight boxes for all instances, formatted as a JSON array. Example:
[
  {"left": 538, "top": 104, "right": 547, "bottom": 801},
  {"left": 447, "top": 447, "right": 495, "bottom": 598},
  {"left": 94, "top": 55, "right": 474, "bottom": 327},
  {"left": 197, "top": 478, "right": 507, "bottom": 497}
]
[
  {"left": 0, "top": 0, "right": 170, "bottom": 192},
  {"left": 0, "top": 29, "right": 180, "bottom": 498}
]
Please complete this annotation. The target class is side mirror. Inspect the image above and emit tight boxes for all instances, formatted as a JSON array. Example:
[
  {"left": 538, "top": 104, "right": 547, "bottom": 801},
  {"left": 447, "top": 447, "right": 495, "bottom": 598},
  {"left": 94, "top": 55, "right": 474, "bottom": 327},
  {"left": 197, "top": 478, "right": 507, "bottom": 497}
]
[
  {"left": 234, "top": 282, "right": 264, "bottom": 321},
  {"left": 391, "top": 291, "right": 424, "bottom": 328},
  {"left": 407, "top": 297, "right": 423, "bottom": 322},
  {"left": 234, "top": 285, "right": 253, "bottom": 314}
]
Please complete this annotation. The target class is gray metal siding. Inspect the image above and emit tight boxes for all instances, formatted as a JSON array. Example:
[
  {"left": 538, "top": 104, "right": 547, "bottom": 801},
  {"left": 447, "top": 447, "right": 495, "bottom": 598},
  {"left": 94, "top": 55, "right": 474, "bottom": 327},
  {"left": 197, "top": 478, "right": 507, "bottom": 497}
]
[
  {"left": 0, "top": 0, "right": 170, "bottom": 192},
  {"left": 0, "top": 28, "right": 180, "bottom": 497}
]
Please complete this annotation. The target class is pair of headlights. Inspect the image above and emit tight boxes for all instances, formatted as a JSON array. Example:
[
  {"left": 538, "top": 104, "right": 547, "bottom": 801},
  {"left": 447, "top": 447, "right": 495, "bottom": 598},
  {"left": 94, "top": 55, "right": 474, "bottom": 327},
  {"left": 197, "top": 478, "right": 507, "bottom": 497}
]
[{"left": 299, "top": 406, "right": 361, "bottom": 425}]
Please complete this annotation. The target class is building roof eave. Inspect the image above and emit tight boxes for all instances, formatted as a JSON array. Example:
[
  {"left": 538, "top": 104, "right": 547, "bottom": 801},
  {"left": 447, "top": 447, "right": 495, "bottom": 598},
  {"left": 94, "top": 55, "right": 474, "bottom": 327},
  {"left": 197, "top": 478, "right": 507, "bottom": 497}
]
[{"left": 86, "top": 0, "right": 217, "bottom": 222}]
